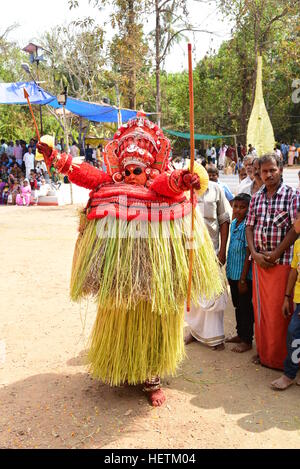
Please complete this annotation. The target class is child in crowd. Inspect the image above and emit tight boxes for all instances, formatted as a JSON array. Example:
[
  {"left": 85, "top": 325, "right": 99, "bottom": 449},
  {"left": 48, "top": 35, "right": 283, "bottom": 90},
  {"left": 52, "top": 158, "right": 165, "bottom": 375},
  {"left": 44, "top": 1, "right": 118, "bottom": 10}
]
[
  {"left": 207, "top": 165, "right": 234, "bottom": 204},
  {"left": 271, "top": 211, "right": 300, "bottom": 390},
  {"left": 226, "top": 193, "right": 254, "bottom": 352}
]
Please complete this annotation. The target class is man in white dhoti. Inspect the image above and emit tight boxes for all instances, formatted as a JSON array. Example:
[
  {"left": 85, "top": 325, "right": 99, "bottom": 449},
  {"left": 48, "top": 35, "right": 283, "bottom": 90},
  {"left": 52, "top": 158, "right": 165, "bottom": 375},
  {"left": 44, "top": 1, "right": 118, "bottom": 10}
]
[{"left": 185, "top": 181, "right": 230, "bottom": 350}]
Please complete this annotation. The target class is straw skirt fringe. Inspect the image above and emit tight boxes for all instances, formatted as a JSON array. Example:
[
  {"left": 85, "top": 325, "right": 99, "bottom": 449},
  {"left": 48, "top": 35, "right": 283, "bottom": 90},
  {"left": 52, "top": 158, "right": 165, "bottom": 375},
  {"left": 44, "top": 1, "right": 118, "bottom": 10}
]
[{"left": 70, "top": 211, "right": 224, "bottom": 385}]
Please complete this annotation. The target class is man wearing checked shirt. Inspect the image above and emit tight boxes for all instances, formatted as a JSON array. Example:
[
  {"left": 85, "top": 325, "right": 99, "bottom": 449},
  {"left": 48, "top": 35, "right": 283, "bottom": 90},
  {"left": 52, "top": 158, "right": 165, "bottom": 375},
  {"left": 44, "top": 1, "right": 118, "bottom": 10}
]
[{"left": 246, "top": 153, "right": 300, "bottom": 370}]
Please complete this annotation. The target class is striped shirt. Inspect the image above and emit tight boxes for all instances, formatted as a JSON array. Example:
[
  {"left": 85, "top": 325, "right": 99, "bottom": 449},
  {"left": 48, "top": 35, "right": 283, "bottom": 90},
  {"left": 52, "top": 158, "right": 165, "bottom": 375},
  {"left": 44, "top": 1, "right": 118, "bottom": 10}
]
[
  {"left": 246, "top": 183, "right": 299, "bottom": 265},
  {"left": 226, "top": 219, "right": 252, "bottom": 281}
]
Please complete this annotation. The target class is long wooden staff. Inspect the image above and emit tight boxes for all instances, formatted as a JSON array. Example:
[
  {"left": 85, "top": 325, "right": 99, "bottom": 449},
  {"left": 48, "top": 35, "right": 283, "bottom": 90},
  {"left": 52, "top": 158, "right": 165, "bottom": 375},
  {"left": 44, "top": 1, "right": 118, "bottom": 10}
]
[
  {"left": 186, "top": 43, "right": 195, "bottom": 313},
  {"left": 23, "top": 88, "right": 51, "bottom": 175},
  {"left": 24, "top": 88, "right": 41, "bottom": 141}
]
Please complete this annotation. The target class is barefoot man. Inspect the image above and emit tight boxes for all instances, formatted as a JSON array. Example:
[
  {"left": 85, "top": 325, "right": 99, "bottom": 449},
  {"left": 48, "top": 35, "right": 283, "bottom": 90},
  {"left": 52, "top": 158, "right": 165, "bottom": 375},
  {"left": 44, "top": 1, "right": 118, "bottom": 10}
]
[
  {"left": 37, "top": 114, "right": 223, "bottom": 406},
  {"left": 246, "top": 153, "right": 299, "bottom": 369},
  {"left": 271, "top": 210, "right": 300, "bottom": 390}
]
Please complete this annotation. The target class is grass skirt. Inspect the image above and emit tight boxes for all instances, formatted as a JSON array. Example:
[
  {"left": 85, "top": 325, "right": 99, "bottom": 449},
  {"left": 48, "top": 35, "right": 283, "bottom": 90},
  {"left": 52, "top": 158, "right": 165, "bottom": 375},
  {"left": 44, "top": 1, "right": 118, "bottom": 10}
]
[{"left": 70, "top": 211, "right": 224, "bottom": 385}]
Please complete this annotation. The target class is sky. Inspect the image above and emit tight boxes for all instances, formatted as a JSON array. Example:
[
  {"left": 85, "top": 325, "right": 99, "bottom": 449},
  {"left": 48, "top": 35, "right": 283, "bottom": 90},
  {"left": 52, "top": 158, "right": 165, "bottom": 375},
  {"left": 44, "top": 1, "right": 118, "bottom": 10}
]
[{"left": 0, "top": 0, "right": 232, "bottom": 73}]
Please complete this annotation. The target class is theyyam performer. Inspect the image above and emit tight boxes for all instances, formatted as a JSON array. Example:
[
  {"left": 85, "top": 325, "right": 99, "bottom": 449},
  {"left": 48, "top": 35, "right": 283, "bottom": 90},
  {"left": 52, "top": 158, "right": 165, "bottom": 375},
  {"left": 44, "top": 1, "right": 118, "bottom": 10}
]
[{"left": 37, "top": 112, "right": 224, "bottom": 406}]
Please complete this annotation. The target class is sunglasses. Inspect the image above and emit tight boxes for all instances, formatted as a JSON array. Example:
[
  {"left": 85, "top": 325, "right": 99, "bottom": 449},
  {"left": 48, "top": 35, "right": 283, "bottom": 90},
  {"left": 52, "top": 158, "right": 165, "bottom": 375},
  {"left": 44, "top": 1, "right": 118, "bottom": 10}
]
[{"left": 125, "top": 167, "right": 143, "bottom": 176}]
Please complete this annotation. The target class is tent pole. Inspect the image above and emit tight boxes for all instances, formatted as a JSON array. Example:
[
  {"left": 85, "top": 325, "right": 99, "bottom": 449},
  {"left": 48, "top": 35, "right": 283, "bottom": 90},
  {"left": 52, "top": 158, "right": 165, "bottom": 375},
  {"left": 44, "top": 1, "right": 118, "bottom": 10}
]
[{"left": 62, "top": 105, "right": 73, "bottom": 205}]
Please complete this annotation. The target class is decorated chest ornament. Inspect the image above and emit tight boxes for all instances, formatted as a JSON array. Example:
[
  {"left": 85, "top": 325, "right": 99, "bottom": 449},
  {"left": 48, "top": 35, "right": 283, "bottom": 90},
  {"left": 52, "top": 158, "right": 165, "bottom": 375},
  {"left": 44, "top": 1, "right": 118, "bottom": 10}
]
[{"left": 104, "top": 111, "right": 171, "bottom": 187}]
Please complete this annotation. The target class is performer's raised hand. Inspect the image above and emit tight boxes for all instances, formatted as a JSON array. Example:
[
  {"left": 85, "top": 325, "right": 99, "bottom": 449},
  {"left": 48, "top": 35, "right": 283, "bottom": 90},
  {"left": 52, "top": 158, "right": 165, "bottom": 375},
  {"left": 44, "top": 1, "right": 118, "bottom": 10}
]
[
  {"left": 36, "top": 142, "right": 53, "bottom": 159},
  {"left": 181, "top": 170, "right": 200, "bottom": 191}
]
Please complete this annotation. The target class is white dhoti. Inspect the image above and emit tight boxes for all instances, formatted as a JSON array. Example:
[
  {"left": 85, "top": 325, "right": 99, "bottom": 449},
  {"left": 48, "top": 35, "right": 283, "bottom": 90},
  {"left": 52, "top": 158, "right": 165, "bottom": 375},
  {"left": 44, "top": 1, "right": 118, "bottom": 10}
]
[{"left": 185, "top": 292, "right": 228, "bottom": 347}]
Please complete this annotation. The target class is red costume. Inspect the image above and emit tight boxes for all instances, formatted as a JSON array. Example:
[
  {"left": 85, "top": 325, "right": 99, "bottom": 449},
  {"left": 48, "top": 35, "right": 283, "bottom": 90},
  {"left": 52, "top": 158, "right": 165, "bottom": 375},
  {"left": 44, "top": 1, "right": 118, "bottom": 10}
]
[{"left": 37, "top": 114, "right": 223, "bottom": 406}]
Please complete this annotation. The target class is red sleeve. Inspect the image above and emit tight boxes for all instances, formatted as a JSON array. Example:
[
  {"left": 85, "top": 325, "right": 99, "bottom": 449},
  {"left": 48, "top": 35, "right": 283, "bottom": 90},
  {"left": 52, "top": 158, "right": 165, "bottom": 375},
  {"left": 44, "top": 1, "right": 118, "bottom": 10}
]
[
  {"left": 67, "top": 162, "right": 112, "bottom": 190},
  {"left": 50, "top": 151, "right": 112, "bottom": 190},
  {"left": 149, "top": 170, "right": 185, "bottom": 198}
]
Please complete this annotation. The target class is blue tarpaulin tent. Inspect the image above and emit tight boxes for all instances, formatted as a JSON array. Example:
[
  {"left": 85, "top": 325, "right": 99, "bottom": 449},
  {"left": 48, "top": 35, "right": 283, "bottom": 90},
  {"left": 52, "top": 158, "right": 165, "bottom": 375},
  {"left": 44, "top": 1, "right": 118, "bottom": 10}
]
[
  {"left": 0, "top": 81, "right": 139, "bottom": 123},
  {"left": 49, "top": 96, "right": 137, "bottom": 122},
  {"left": 0, "top": 81, "right": 54, "bottom": 105}
]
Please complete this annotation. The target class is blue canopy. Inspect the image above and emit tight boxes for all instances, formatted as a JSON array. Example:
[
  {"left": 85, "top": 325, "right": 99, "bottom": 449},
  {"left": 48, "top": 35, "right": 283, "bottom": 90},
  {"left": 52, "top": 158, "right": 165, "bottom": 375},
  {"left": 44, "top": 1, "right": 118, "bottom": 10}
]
[
  {"left": 0, "top": 81, "right": 139, "bottom": 122},
  {"left": 49, "top": 96, "right": 138, "bottom": 123},
  {"left": 0, "top": 81, "right": 54, "bottom": 105}
]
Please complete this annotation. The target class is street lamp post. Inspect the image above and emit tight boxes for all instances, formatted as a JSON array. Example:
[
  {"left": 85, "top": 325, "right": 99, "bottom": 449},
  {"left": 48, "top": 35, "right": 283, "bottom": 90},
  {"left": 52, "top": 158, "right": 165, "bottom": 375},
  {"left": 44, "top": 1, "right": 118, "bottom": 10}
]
[
  {"left": 57, "top": 87, "right": 73, "bottom": 204},
  {"left": 22, "top": 42, "right": 49, "bottom": 135}
]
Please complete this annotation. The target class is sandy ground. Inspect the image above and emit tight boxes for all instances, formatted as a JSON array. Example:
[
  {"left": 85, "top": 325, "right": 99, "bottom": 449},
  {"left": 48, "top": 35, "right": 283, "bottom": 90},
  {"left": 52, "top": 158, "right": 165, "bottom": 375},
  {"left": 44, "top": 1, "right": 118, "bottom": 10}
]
[{"left": 1, "top": 205, "right": 300, "bottom": 449}]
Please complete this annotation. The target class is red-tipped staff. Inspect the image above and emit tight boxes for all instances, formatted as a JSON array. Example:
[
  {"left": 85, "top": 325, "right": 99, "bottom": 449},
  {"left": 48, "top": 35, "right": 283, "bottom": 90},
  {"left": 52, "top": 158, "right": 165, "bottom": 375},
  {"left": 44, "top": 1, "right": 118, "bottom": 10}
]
[
  {"left": 23, "top": 88, "right": 51, "bottom": 175},
  {"left": 186, "top": 43, "right": 195, "bottom": 313},
  {"left": 24, "top": 88, "right": 41, "bottom": 141}
]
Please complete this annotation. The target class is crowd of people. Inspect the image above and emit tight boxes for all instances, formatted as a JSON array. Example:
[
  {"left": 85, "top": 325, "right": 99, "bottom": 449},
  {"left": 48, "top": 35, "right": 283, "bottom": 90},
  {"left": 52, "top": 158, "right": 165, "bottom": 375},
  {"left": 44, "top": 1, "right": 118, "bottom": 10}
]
[
  {"left": 0, "top": 137, "right": 105, "bottom": 206},
  {"left": 184, "top": 151, "right": 300, "bottom": 390},
  {"left": 2, "top": 134, "right": 300, "bottom": 389},
  {"left": 200, "top": 140, "right": 300, "bottom": 170}
]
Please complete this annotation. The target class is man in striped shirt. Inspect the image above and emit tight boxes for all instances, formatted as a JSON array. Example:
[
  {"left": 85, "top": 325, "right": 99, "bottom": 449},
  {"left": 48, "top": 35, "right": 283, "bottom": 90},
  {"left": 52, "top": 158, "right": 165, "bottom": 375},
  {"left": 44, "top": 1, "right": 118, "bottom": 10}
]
[{"left": 246, "top": 153, "right": 299, "bottom": 370}]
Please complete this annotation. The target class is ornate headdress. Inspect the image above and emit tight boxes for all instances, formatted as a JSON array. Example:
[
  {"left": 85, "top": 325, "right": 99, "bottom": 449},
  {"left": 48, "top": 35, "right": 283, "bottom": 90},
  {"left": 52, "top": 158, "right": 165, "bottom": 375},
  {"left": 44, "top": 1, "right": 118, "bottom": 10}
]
[{"left": 104, "top": 112, "right": 171, "bottom": 185}]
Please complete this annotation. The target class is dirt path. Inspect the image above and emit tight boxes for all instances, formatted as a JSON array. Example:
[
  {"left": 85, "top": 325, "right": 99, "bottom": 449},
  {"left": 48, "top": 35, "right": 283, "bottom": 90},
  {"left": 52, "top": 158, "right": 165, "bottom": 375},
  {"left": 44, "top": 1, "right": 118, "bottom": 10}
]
[{"left": 1, "top": 205, "right": 300, "bottom": 449}]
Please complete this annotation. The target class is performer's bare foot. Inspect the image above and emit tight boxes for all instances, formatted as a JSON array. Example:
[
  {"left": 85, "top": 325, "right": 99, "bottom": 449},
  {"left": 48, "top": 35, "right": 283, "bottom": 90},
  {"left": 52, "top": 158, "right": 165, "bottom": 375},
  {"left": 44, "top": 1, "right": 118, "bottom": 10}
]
[
  {"left": 231, "top": 342, "right": 252, "bottom": 353},
  {"left": 296, "top": 379, "right": 300, "bottom": 386},
  {"left": 225, "top": 335, "right": 242, "bottom": 344},
  {"left": 184, "top": 333, "right": 196, "bottom": 345},
  {"left": 271, "top": 375, "right": 294, "bottom": 391},
  {"left": 148, "top": 388, "right": 166, "bottom": 407},
  {"left": 251, "top": 354, "right": 261, "bottom": 365},
  {"left": 213, "top": 343, "right": 225, "bottom": 351}
]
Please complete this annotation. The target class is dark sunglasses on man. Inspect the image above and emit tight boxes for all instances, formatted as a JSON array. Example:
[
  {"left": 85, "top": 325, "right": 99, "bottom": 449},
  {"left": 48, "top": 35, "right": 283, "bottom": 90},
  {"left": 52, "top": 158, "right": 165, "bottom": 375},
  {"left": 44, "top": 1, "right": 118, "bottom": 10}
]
[{"left": 125, "top": 167, "right": 143, "bottom": 176}]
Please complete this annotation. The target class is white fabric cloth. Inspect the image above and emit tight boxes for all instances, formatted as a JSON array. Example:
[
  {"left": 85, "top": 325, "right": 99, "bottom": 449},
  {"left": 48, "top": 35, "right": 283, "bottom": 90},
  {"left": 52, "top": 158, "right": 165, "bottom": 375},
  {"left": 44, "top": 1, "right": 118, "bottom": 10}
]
[
  {"left": 185, "top": 291, "right": 228, "bottom": 346},
  {"left": 237, "top": 175, "right": 252, "bottom": 194},
  {"left": 197, "top": 181, "right": 231, "bottom": 252},
  {"left": 186, "top": 182, "right": 230, "bottom": 347}
]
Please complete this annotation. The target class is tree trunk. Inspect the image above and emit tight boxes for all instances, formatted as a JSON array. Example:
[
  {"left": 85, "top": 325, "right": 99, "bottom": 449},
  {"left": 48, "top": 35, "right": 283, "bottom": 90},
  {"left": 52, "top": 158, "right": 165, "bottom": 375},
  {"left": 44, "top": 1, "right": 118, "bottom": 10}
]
[
  {"left": 155, "top": 0, "right": 161, "bottom": 126},
  {"left": 128, "top": 0, "right": 136, "bottom": 109}
]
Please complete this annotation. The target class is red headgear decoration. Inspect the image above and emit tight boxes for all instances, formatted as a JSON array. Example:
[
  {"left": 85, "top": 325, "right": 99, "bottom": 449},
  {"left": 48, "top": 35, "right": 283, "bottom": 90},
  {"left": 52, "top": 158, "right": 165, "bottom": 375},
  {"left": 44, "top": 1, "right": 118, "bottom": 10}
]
[{"left": 104, "top": 112, "right": 171, "bottom": 184}]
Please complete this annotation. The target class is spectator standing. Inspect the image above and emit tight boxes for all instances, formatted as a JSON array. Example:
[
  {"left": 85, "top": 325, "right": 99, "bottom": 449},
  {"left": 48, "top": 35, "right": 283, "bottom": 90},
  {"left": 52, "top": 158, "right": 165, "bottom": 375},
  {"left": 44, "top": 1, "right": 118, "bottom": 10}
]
[
  {"left": 29, "top": 138, "right": 37, "bottom": 153},
  {"left": 280, "top": 142, "right": 288, "bottom": 165},
  {"left": 237, "top": 155, "right": 254, "bottom": 194},
  {"left": 70, "top": 142, "right": 79, "bottom": 158},
  {"left": 14, "top": 140, "right": 23, "bottom": 167},
  {"left": 23, "top": 146, "right": 35, "bottom": 179},
  {"left": 241, "top": 158, "right": 263, "bottom": 196},
  {"left": 274, "top": 145, "right": 282, "bottom": 161},
  {"left": 210, "top": 145, "right": 217, "bottom": 165},
  {"left": 206, "top": 146, "right": 212, "bottom": 164},
  {"left": 85, "top": 144, "right": 93, "bottom": 163},
  {"left": 271, "top": 213, "right": 300, "bottom": 390},
  {"left": 207, "top": 166, "right": 234, "bottom": 204},
  {"left": 226, "top": 193, "right": 254, "bottom": 353},
  {"left": 246, "top": 153, "right": 299, "bottom": 370},
  {"left": 225, "top": 145, "right": 237, "bottom": 169},
  {"left": 237, "top": 143, "right": 246, "bottom": 162},
  {"left": 185, "top": 181, "right": 230, "bottom": 350},
  {"left": 218, "top": 143, "right": 227, "bottom": 170},
  {"left": 7, "top": 141, "right": 14, "bottom": 159},
  {"left": 288, "top": 142, "right": 296, "bottom": 166},
  {"left": 0, "top": 139, "right": 8, "bottom": 155}
]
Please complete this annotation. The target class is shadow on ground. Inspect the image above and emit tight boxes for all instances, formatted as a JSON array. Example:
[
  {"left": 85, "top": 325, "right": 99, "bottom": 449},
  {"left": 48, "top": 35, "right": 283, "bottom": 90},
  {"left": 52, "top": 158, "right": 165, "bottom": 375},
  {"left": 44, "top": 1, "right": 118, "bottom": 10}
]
[
  {"left": 170, "top": 335, "right": 300, "bottom": 435},
  {"left": 0, "top": 371, "right": 152, "bottom": 449}
]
